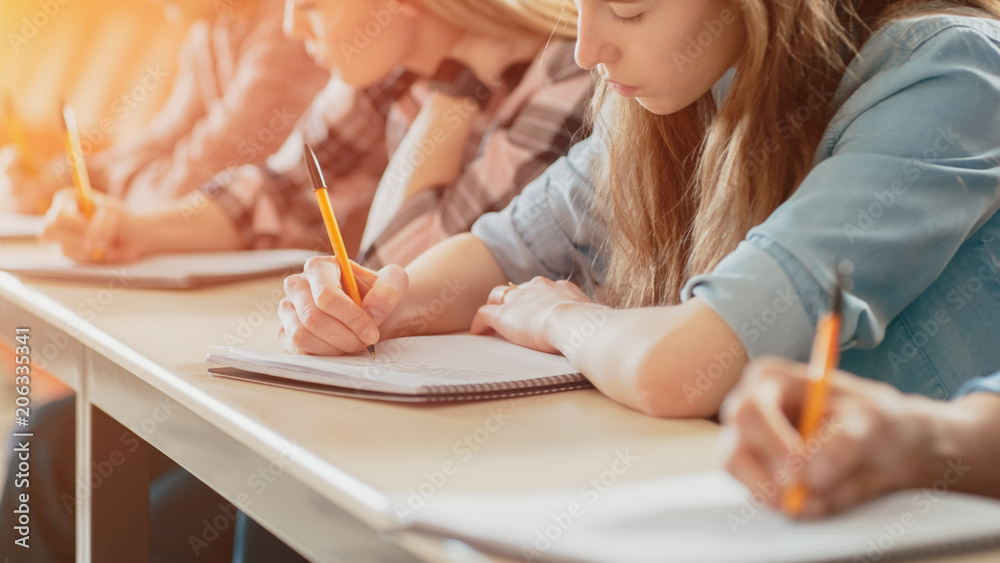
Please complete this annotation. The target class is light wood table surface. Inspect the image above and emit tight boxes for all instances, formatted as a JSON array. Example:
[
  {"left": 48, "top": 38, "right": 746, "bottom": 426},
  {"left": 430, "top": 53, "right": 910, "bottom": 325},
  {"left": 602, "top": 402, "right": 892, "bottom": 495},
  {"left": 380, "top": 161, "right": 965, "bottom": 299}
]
[{"left": 0, "top": 241, "right": 996, "bottom": 562}]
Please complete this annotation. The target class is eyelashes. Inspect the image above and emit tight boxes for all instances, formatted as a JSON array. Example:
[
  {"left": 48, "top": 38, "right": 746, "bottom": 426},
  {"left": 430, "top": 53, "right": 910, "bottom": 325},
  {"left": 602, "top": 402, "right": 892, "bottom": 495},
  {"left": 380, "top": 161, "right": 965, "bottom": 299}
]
[
  {"left": 610, "top": 8, "right": 645, "bottom": 24},
  {"left": 614, "top": 13, "right": 644, "bottom": 24}
]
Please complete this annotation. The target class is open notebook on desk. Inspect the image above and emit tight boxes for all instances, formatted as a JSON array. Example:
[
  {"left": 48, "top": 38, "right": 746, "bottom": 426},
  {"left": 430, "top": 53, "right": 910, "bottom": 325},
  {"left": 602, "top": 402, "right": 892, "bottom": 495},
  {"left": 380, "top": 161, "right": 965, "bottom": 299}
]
[
  {"left": 207, "top": 334, "right": 592, "bottom": 402},
  {"left": 0, "top": 214, "right": 43, "bottom": 241},
  {"left": 0, "top": 249, "right": 319, "bottom": 289},
  {"left": 408, "top": 470, "right": 1000, "bottom": 563}
]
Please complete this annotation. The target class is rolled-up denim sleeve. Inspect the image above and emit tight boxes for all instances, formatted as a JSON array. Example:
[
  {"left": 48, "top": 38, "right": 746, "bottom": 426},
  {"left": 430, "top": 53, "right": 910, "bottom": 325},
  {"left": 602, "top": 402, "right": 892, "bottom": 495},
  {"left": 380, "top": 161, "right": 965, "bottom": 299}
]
[
  {"left": 684, "top": 25, "right": 1000, "bottom": 361},
  {"left": 954, "top": 372, "right": 1000, "bottom": 398},
  {"left": 472, "top": 137, "right": 608, "bottom": 294},
  {"left": 685, "top": 239, "right": 820, "bottom": 360}
]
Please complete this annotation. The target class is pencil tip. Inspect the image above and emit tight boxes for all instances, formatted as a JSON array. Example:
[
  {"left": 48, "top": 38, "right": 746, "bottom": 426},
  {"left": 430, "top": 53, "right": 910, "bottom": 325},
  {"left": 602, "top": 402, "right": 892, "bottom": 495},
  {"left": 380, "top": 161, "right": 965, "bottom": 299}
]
[{"left": 368, "top": 345, "right": 376, "bottom": 359}]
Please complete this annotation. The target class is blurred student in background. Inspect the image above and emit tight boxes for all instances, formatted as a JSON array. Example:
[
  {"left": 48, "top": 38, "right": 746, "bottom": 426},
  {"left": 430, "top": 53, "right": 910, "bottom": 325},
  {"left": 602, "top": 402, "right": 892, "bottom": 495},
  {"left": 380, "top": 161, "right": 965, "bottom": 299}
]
[
  {"left": 2, "top": 0, "right": 328, "bottom": 213},
  {"left": 0, "top": 2, "right": 326, "bottom": 560},
  {"left": 39, "top": 0, "right": 591, "bottom": 270},
  {"left": 1, "top": 0, "right": 591, "bottom": 560},
  {"left": 722, "top": 358, "right": 1000, "bottom": 518}
]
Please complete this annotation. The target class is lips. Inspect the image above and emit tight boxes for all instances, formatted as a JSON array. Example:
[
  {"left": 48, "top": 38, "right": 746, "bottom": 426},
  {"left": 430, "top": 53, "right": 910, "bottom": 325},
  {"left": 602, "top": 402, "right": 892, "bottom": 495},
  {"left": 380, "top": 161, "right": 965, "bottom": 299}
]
[
  {"left": 606, "top": 79, "right": 639, "bottom": 97},
  {"left": 599, "top": 67, "right": 639, "bottom": 97}
]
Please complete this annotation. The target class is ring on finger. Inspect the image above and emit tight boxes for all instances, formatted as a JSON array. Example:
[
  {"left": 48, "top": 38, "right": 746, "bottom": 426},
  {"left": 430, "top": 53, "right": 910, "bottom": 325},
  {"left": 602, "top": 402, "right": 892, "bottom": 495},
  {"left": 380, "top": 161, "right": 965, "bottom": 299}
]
[{"left": 499, "top": 282, "right": 518, "bottom": 304}]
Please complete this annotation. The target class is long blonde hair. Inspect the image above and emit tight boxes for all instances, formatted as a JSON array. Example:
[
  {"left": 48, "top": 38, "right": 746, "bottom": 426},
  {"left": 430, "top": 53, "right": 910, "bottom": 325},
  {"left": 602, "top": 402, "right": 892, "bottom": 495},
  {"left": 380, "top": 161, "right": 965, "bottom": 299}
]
[
  {"left": 420, "top": 0, "right": 578, "bottom": 38},
  {"left": 592, "top": 0, "right": 1000, "bottom": 309}
]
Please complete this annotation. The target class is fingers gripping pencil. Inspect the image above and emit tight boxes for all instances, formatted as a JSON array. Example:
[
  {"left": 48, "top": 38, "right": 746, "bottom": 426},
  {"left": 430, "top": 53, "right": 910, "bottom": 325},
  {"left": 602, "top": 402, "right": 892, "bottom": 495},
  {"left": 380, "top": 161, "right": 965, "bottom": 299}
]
[
  {"left": 783, "top": 263, "right": 850, "bottom": 516},
  {"left": 303, "top": 142, "right": 377, "bottom": 359}
]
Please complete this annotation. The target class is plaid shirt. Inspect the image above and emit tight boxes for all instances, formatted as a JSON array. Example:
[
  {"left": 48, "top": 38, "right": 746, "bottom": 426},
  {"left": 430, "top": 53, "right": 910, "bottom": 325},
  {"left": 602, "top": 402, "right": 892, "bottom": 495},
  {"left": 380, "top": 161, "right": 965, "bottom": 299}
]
[{"left": 202, "top": 39, "right": 592, "bottom": 268}]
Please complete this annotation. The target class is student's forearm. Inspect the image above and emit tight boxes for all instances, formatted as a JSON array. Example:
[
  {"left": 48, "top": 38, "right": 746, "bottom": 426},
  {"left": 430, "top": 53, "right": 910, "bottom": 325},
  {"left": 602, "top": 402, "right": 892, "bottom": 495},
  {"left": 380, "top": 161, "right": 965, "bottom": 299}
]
[
  {"left": 400, "top": 93, "right": 478, "bottom": 200},
  {"left": 923, "top": 392, "right": 1000, "bottom": 498},
  {"left": 543, "top": 298, "right": 748, "bottom": 418},
  {"left": 134, "top": 194, "right": 243, "bottom": 256},
  {"left": 381, "top": 233, "right": 506, "bottom": 339}
]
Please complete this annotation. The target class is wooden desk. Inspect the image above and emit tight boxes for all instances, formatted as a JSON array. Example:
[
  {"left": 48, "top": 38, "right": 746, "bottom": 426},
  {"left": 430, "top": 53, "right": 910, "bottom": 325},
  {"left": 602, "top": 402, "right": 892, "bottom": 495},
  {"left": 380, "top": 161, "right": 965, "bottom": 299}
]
[
  {"left": 1, "top": 241, "right": 997, "bottom": 562},
  {"left": 0, "top": 242, "right": 718, "bottom": 561}
]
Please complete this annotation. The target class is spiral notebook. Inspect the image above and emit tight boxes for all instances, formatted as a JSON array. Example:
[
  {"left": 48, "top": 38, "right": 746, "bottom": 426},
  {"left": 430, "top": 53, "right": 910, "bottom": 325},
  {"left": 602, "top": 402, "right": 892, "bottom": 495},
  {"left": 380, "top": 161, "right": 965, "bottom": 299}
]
[
  {"left": 0, "top": 249, "right": 319, "bottom": 289},
  {"left": 409, "top": 470, "right": 1000, "bottom": 563},
  {"left": 206, "top": 335, "right": 592, "bottom": 402}
]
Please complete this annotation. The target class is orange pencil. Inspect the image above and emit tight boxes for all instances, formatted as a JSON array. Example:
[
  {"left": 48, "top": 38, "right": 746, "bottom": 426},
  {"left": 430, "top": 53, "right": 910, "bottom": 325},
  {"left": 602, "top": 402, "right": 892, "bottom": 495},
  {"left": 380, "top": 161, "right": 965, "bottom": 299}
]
[
  {"left": 59, "top": 104, "right": 95, "bottom": 217},
  {"left": 2, "top": 92, "right": 37, "bottom": 177},
  {"left": 303, "top": 142, "right": 376, "bottom": 359},
  {"left": 782, "top": 271, "right": 844, "bottom": 515}
]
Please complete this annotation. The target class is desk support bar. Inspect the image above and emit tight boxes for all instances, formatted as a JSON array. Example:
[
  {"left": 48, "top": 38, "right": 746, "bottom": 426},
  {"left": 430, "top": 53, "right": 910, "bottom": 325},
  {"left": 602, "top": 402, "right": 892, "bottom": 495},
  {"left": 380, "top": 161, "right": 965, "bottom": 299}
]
[{"left": 75, "top": 357, "right": 90, "bottom": 563}]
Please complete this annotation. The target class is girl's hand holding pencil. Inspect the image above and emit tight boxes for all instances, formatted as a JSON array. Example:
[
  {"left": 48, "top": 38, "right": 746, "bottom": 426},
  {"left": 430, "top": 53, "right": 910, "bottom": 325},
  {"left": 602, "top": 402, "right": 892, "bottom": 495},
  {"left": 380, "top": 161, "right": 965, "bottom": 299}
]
[
  {"left": 719, "top": 356, "right": 962, "bottom": 519},
  {"left": 42, "top": 187, "right": 142, "bottom": 263},
  {"left": 278, "top": 257, "right": 407, "bottom": 356}
]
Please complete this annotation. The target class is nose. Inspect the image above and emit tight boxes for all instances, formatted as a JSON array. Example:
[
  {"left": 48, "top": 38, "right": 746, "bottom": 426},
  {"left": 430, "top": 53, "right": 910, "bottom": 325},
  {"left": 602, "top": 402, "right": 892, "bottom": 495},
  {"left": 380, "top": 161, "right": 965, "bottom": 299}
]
[
  {"left": 283, "top": 0, "right": 312, "bottom": 41},
  {"left": 574, "top": 10, "right": 621, "bottom": 70}
]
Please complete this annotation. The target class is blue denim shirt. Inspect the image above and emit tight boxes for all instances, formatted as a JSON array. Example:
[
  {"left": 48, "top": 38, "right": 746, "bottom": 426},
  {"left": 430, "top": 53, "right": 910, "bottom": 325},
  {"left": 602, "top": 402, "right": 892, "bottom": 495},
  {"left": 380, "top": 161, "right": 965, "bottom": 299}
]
[
  {"left": 472, "top": 15, "right": 1000, "bottom": 399},
  {"left": 956, "top": 372, "right": 1000, "bottom": 397}
]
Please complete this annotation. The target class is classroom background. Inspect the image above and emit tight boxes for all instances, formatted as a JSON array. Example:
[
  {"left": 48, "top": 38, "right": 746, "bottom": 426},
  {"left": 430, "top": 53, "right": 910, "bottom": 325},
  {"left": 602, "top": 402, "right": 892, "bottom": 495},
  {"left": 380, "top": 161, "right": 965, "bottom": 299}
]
[
  {"left": 0, "top": 0, "right": 186, "bottom": 158},
  {"left": 0, "top": 0, "right": 191, "bottom": 486}
]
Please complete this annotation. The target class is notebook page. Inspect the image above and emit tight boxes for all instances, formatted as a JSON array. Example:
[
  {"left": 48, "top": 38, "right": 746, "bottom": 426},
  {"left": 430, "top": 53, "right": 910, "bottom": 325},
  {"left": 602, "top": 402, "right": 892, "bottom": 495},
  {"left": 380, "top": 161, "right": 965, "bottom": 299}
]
[
  {"left": 412, "top": 470, "right": 1000, "bottom": 563},
  {"left": 0, "top": 249, "right": 318, "bottom": 284},
  {"left": 208, "top": 335, "right": 581, "bottom": 395},
  {"left": 0, "top": 214, "right": 43, "bottom": 239}
]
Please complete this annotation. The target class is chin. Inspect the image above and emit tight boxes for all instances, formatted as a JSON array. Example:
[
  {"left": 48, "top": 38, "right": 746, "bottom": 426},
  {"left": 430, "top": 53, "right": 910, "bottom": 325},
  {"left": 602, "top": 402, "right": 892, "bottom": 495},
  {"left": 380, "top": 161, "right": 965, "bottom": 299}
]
[
  {"left": 336, "top": 68, "right": 383, "bottom": 88},
  {"left": 635, "top": 96, "right": 696, "bottom": 116},
  {"left": 635, "top": 97, "right": 677, "bottom": 115},
  {"left": 332, "top": 58, "right": 394, "bottom": 88}
]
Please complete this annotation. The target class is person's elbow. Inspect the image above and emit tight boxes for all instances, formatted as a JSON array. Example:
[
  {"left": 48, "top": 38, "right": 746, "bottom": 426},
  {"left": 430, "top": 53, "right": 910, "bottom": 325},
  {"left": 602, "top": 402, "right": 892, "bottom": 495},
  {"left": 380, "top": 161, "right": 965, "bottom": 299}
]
[
  {"left": 579, "top": 299, "right": 747, "bottom": 419},
  {"left": 630, "top": 363, "right": 724, "bottom": 418},
  {"left": 628, "top": 334, "right": 746, "bottom": 419}
]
